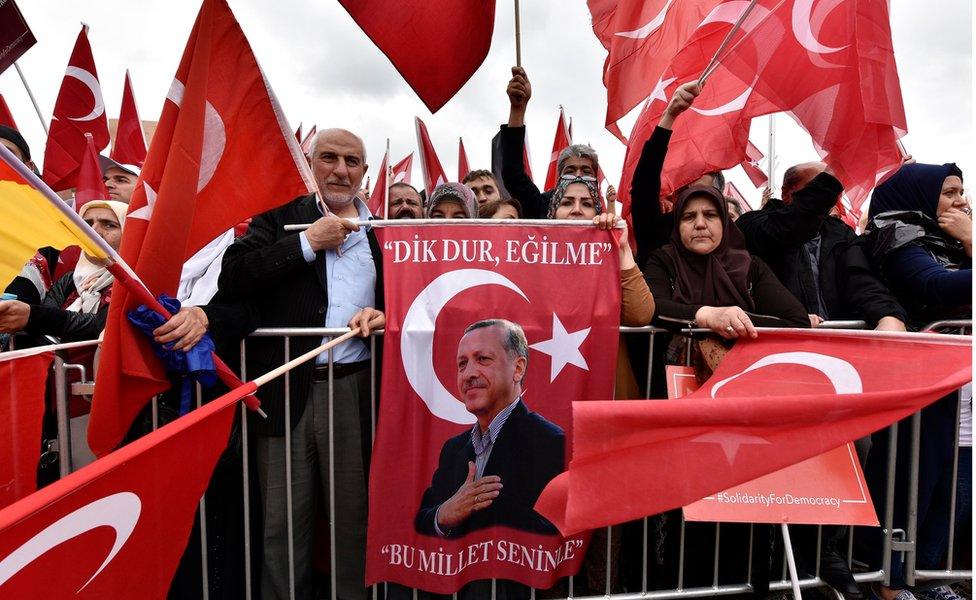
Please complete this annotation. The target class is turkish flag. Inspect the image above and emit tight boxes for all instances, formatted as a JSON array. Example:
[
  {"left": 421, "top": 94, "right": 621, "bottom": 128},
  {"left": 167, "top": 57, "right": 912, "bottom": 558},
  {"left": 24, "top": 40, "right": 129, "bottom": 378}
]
[
  {"left": 0, "top": 94, "right": 18, "bottom": 129},
  {"left": 536, "top": 329, "right": 972, "bottom": 535},
  {"left": 367, "top": 224, "right": 620, "bottom": 592},
  {"left": 458, "top": 137, "right": 470, "bottom": 182},
  {"left": 619, "top": 0, "right": 906, "bottom": 211},
  {"left": 74, "top": 133, "right": 109, "bottom": 208},
  {"left": 109, "top": 70, "right": 148, "bottom": 167},
  {"left": 415, "top": 116, "right": 447, "bottom": 196},
  {"left": 368, "top": 152, "right": 415, "bottom": 218},
  {"left": 42, "top": 25, "right": 110, "bottom": 192},
  {"left": 300, "top": 124, "right": 316, "bottom": 154},
  {"left": 0, "top": 383, "right": 249, "bottom": 598},
  {"left": 0, "top": 350, "right": 52, "bottom": 511},
  {"left": 88, "top": 0, "right": 315, "bottom": 457},
  {"left": 724, "top": 181, "right": 751, "bottom": 211},
  {"left": 741, "top": 140, "right": 768, "bottom": 189},
  {"left": 543, "top": 108, "right": 572, "bottom": 191},
  {"left": 339, "top": 0, "right": 495, "bottom": 113},
  {"left": 588, "top": 0, "right": 724, "bottom": 141}
]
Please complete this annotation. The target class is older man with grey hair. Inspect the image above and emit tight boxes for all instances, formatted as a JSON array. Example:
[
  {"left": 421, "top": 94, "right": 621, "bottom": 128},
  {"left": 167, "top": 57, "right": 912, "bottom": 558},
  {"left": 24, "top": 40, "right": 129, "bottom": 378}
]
[
  {"left": 497, "top": 66, "right": 602, "bottom": 218},
  {"left": 218, "top": 127, "right": 384, "bottom": 600}
]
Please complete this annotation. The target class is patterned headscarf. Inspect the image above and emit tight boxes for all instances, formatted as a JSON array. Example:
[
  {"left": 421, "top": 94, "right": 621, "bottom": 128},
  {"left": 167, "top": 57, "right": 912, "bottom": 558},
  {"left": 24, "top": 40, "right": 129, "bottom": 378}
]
[
  {"left": 426, "top": 182, "right": 477, "bottom": 218},
  {"left": 547, "top": 176, "right": 604, "bottom": 219}
]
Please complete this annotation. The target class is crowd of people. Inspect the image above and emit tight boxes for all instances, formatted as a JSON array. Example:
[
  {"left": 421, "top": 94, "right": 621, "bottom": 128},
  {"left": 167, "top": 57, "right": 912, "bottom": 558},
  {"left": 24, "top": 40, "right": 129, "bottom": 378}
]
[{"left": 0, "top": 65, "right": 971, "bottom": 600}]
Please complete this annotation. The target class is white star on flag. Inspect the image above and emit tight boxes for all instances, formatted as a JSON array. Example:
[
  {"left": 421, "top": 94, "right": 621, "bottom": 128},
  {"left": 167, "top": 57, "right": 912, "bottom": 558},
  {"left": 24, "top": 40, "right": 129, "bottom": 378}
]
[
  {"left": 530, "top": 313, "right": 591, "bottom": 382},
  {"left": 648, "top": 76, "right": 677, "bottom": 107},
  {"left": 691, "top": 432, "right": 771, "bottom": 465}
]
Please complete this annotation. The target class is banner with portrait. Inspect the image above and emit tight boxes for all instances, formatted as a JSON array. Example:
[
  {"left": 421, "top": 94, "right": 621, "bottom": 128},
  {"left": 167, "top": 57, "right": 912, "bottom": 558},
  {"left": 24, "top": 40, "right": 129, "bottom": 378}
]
[{"left": 366, "top": 223, "right": 621, "bottom": 593}]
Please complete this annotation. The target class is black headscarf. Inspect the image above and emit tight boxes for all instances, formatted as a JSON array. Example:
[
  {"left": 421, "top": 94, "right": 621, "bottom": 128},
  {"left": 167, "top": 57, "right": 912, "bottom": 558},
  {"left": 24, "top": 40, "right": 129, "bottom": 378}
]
[
  {"left": 663, "top": 185, "right": 755, "bottom": 311},
  {"left": 868, "top": 162, "right": 963, "bottom": 220}
]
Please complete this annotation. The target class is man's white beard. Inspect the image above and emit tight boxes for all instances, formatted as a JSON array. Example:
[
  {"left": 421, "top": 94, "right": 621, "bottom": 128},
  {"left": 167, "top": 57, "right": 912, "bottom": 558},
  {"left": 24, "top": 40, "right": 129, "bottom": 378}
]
[{"left": 322, "top": 190, "right": 357, "bottom": 211}]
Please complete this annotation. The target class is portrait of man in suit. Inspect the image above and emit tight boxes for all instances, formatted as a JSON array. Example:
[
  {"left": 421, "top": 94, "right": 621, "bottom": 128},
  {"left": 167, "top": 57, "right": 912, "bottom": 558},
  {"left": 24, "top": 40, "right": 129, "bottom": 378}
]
[{"left": 415, "top": 319, "right": 565, "bottom": 538}]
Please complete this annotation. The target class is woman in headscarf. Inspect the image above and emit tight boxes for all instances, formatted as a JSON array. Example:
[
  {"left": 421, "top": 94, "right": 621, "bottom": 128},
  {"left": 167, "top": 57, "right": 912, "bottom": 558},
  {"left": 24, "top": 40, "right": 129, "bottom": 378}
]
[
  {"left": 426, "top": 182, "right": 478, "bottom": 219},
  {"left": 861, "top": 163, "right": 971, "bottom": 600},
  {"left": 645, "top": 184, "right": 808, "bottom": 364},
  {"left": 0, "top": 200, "right": 127, "bottom": 342}
]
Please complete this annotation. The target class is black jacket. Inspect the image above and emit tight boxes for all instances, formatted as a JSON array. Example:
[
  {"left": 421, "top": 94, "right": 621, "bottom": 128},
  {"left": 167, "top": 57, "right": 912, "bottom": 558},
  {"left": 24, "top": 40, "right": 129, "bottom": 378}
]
[
  {"left": 217, "top": 194, "right": 384, "bottom": 436},
  {"left": 630, "top": 126, "right": 675, "bottom": 270},
  {"left": 735, "top": 173, "right": 906, "bottom": 326},
  {"left": 644, "top": 249, "right": 810, "bottom": 329},
  {"left": 24, "top": 272, "right": 108, "bottom": 341},
  {"left": 415, "top": 400, "right": 564, "bottom": 538},
  {"left": 498, "top": 125, "right": 552, "bottom": 219}
]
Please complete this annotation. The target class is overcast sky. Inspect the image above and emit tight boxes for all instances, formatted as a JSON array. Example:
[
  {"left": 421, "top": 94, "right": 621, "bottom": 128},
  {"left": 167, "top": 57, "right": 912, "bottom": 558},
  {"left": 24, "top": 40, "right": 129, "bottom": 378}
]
[{"left": 2, "top": 1, "right": 972, "bottom": 210}]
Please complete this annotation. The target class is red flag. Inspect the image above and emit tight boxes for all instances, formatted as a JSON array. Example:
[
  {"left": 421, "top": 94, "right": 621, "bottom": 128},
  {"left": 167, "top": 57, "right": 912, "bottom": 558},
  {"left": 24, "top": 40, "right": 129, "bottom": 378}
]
[
  {"left": 0, "top": 351, "right": 52, "bottom": 510},
  {"left": 109, "top": 70, "right": 148, "bottom": 168},
  {"left": 0, "top": 94, "right": 17, "bottom": 129},
  {"left": 522, "top": 136, "right": 534, "bottom": 183},
  {"left": 300, "top": 124, "right": 316, "bottom": 155},
  {"left": 42, "top": 25, "right": 110, "bottom": 191},
  {"left": 536, "top": 329, "right": 972, "bottom": 535},
  {"left": 457, "top": 137, "right": 470, "bottom": 181},
  {"left": 367, "top": 150, "right": 390, "bottom": 217},
  {"left": 588, "top": 0, "right": 724, "bottom": 141},
  {"left": 339, "top": 0, "right": 495, "bottom": 113},
  {"left": 88, "top": 0, "right": 315, "bottom": 457},
  {"left": 367, "top": 223, "right": 620, "bottom": 591},
  {"left": 392, "top": 152, "right": 413, "bottom": 185},
  {"left": 294, "top": 122, "right": 302, "bottom": 143},
  {"left": 0, "top": 383, "right": 248, "bottom": 598},
  {"left": 74, "top": 134, "right": 110, "bottom": 208},
  {"left": 544, "top": 108, "right": 572, "bottom": 191},
  {"left": 741, "top": 140, "right": 768, "bottom": 188},
  {"left": 724, "top": 181, "right": 751, "bottom": 211},
  {"left": 415, "top": 116, "right": 447, "bottom": 196}
]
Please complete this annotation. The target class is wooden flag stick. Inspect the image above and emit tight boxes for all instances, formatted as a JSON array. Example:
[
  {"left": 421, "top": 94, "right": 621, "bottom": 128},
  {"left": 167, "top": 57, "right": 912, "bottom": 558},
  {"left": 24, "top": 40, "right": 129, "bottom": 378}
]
[
  {"left": 13, "top": 62, "right": 49, "bottom": 135},
  {"left": 697, "top": 0, "right": 759, "bottom": 86},
  {"left": 252, "top": 329, "right": 361, "bottom": 387},
  {"left": 514, "top": 0, "right": 523, "bottom": 67}
]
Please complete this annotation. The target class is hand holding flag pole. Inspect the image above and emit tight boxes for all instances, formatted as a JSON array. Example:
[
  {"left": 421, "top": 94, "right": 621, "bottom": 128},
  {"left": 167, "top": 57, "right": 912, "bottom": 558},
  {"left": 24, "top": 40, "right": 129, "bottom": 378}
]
[{"left": 0, "top": 143, "right": 266, "bottom": 417}]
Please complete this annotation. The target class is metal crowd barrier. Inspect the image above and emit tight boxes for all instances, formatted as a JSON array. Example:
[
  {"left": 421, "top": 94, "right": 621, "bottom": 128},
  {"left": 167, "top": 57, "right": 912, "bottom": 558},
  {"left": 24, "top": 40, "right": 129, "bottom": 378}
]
[{"left": 30, "top": 320, "right": 973, "bottom": 599}]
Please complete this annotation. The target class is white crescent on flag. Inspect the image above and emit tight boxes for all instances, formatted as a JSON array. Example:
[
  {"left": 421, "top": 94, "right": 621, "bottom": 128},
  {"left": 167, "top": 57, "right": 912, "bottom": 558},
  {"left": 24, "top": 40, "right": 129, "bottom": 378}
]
[
  {"left": 63, "top": 67, "right": 105, "bottom": 122},
  {"left": 614, "top": 0, "right": 675, "bottom": 40},
  {"left": 401, "top": 269, "right": 529, "bottom": 424},
  {"left": 0, "top": 492, "right": 141, "bottom": 592}
]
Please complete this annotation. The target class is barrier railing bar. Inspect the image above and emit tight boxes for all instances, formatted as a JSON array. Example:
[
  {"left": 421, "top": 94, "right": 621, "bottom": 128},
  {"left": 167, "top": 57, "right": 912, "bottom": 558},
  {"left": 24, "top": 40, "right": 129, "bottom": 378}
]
[
  {"left": 240, "top": 339, "right": 253, "bottom": 600},
  {"left": 905, "top": 412, "right": 922, "bottom": 586},
  {"left": 328, "top": 342, "right": 338, "bottom": 600},
  {"left": 52, "top": 356, "right": 72, "bottom": 478},
  {"left": 881, "top": 421, "right": 899, "bottom": 586},
  {"left": 945, "top": 391, "right": 961, "bottom": 571},
  {"left": 712, "top": 523, "right": 721, "bottom": 587},
  {"left": 283, "top": 336, "right": 296, "bottom": 600},
  {"left": 913, "top": 569, "right": 973, "bottom": 580}
]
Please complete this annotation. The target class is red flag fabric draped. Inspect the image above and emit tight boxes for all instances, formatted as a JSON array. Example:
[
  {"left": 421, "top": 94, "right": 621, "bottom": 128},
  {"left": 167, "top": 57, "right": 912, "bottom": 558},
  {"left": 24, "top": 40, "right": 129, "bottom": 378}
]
[
  {"left": 0, "top": 95, "right": 17, "bottom": 129},
  {"left": 588, "top": 0, "right": 724, "bottom": 141},
  {"left": 536, "top": 329, "right": 972, "bottom": 535},
  {"left": 0, "top": 351, "right": 52, "bottom": 511},
  {"left": 88, "top": 0, "right": 315, "bottom": 457},
  {"left": 741, "top": 140, "right": 768, "bottom": 188},
  {"left": 42, "top": 25, "right": 110, "bottom": 192},
  {"left": 618, "top": 0, "right": 907, "bottom": 212},
  {"left": 544, "top": 108, "right": 572, "bottom": 191},
  {"left": 367, "top": 223, "right": 620, "bottom": 591},
  {"left": 0, "top": 384, "right": 248, "bottom": 598},
  {"left": 415, "top": 116, "right": 447, "bottom": 196},
  {"left": 109, "top": 70, "right": 148, "bottom": 168},
  {"left": 457, "top": 137, "right": 470, "bottom": 181},
  {"left": 74, "top": 134, "right": 109, "bottom": 208},
  {"left": 339, "top": 0, "right": 495, "bottom": 113}
]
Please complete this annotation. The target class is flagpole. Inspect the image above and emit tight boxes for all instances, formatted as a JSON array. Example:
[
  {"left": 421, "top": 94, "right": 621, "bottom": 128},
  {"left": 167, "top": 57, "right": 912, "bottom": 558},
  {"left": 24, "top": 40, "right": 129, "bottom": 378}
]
[
  {"left": 384, "top": 138, "right": 392, "bottom": 219},
  {"left": 767, "top": 114, "right": 777, "bottom": 193},
  {"left": 697, "top": 0, "right": 759, "bottom": 86},
  {"left": 780, "top": 524, "right": 804, "bottom": 599},
  {"left": 13, "top": 62, "right": 49, "bottom": 135},
  {"left": 514, "top": 0, "right": 522, "bottom": 67}
]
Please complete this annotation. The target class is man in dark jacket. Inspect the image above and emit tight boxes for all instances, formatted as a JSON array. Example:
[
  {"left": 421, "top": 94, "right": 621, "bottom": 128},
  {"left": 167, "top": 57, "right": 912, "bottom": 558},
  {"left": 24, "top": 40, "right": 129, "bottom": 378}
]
[
  {"left": 218, "top": 128, "right": 383, "bottom": 600},
  {"left": 497, "top": 67, "right": 601, "bottom": 218},
  {"left": 736, "top": 162, "right": 908, "bottom": 331},
  {"left": 415, "top": 319, "right": 564, "bottom": 539}
]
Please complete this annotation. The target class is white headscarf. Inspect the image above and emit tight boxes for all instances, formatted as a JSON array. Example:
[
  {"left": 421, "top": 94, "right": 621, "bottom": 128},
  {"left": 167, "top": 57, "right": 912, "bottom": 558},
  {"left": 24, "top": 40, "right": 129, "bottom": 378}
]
[{"left": 67, "top": 201, "right": 127, "bottom": 314}]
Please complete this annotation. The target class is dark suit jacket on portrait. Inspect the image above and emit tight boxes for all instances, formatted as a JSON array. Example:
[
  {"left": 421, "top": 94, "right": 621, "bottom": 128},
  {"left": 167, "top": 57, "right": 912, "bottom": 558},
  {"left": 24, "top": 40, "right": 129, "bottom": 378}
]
[{"left": 415, "top": 400, "right": 565, "bottom": 538}]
